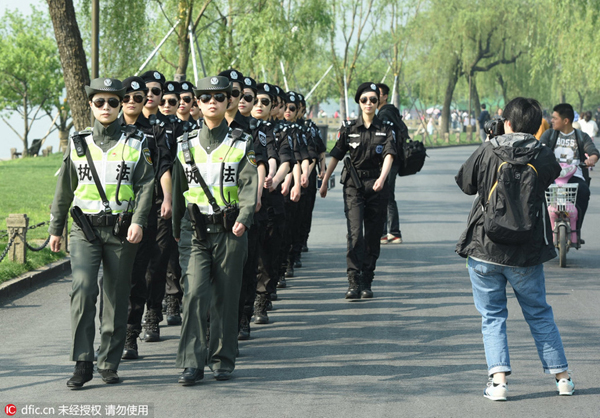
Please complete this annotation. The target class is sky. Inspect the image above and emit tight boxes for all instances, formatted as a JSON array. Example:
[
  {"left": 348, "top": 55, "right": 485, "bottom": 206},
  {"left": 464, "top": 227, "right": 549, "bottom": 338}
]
[{"left": 1, "top": 0, "right": 58, "bottom": 160}]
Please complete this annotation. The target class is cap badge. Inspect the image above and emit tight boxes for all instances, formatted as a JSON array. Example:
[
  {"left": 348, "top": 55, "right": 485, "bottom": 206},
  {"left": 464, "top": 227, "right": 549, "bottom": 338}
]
[
  {"left": 290, "top": 96, "right": 295, "bottom": 102},
  {"left": 230, "top": 71, "right": 238, "bottom": 80},
  {"left": 370, "top": 83, "right": 376, "bottom": 90},
  {"left": 182, "top": 83, "right": 188, "bottom": 90},
  {"left": 154, "top": 72, "right": 161, "bottom": 80},
  {"left": 245, "top": 78, "right": 251, "bottom": 86},
  {"left": 264, "top": 84, "right": 270, "bottom": 92},
  {"left": 168, "top": 83, "right": 174, "bottom": 91},
  {"left": 131, "top": 81, "right": 139, "bottom": 90},
  {"left": 211, "top": 77, "right": 219, "bottom": 85},
  {"left": 104, "top": 79, "right": 112, "bottom": 87}
]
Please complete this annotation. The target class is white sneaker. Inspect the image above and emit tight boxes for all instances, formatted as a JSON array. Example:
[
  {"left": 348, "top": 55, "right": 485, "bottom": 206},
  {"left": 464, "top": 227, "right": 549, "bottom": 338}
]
[
  {"left": 556, "top": 378, "right": 575, "bottom": 396},
  {"left": 484, "top": 381, "right": 508, "bottom": 401}
]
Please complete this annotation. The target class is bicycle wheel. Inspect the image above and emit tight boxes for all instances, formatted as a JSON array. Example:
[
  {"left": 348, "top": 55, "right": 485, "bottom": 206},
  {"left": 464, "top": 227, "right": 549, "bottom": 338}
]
[{"left": 558, "top": 224, "right": 567, "bottom": 268}]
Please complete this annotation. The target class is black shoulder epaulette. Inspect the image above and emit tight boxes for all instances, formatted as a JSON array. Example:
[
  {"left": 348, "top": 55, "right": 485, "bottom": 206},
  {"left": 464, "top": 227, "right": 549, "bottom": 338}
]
[{"left": 178, "top": 129, "right": 198, "bottom": 143}]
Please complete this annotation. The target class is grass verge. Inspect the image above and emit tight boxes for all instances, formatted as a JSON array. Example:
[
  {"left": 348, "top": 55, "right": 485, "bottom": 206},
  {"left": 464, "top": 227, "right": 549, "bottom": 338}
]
[{"left": 0, "top": 246, "right": 66, "bottom": 284}]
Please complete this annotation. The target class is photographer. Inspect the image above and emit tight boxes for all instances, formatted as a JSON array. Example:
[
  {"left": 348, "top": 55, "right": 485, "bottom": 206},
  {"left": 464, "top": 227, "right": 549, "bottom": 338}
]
[{"left": 456, "top": 97, "right": 573, "bottom": 400}]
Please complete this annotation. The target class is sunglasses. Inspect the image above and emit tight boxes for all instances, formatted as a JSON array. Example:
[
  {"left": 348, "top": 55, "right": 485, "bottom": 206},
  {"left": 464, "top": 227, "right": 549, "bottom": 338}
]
[
  {"left": 231, "top": 89, "right": 241, "bottom": 98},
  {"left": 241, "top": 94, "right": 255, "bottom": 103},
  {"left": 92, "top": 98, "right": 120, "bottom": 108},
  {"left": 150, "top": 87, "right": 162, "bottom": 96},
  {"left": 192, "top": 101, "right": 198, "bottom": 108},
  {"left": 286, "top": 105, "right": 297, "bottom": 112},
  {"left": 123, "top": 94, "right": 145, "bottom": 104},
  {"left": 161, "top": 98, "right": 178, "bottom": 106},
  {"left": 199, "top": 93, "right": 227, "bottom": 103},
  {"left": 180, "top": 96, "right": 193, "bottom": 104},
  {"left": 360, "top": 96, "right": 378, "bottom": 104},
  {"left": 257, "top": 98, "right": 271, "bottom": 107}
]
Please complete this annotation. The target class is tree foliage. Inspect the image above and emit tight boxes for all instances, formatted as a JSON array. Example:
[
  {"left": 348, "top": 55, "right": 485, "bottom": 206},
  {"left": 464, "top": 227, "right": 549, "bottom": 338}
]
[{"left": 0, "top": 7, "right": 64, "bottom": 156}]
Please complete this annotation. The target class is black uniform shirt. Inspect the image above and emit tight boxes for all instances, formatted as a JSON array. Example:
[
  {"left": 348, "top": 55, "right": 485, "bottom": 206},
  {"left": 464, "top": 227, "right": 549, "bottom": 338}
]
[
  {"left": 253, "top": 119, "right": 280, "bottom": 165},
  {"left": 330, "top": 114, "right": 396, "bottom": 170}
]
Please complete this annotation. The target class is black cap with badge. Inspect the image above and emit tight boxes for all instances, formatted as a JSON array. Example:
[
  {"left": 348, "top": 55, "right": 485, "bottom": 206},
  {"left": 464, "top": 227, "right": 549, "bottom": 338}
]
[
  {"left": 163, "top": 81, "right": 181, "bottom": 95},
  {"left": 297, "top": 93, "right": 306, "bottom": 106},
  {"left": 285, "top": 92, "right": 297, "bottom": 104},
  {"left": 140, "top": 70, "right": 166, "bottom": 86},
  {"left": 256, "top": 83, "right": 275, "bottom": 99},
  {"left": 354, "top": 82, "right": 380, "bottom": 103},
  {"left": 122, "top": 76, "right": 148, "bottom": 93},
  {"left": 85, "top": 78, "right": 126, "bottom": 100},
  {"left": 218, "top": 69, "right": 244, "bottom": 87},
  {"left": 193, "top": 76, "right": 232, "bottom": 97},
  {"left": 180, "top": 81, "right": 195, "bottom": 96},
  {"left": 242, "top": 76, "right": 257, "bottom": 94}
]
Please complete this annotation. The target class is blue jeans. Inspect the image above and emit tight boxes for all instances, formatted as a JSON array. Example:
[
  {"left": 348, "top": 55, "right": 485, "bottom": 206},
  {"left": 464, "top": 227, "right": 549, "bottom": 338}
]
[{"left": 467, "top": 258, "right": 568, "bottom": 377}]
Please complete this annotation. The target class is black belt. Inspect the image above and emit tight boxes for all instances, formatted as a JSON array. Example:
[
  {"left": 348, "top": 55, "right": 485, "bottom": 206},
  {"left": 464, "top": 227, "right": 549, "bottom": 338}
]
[
  {"left": 356, "top": 169, "right": 380, "bottom": 179},
  {"left": 202, "top": 213, "right": 222, "bottom": 225},
  {"left": 85, "top": 213, "right": 117, "bottom": 227}
]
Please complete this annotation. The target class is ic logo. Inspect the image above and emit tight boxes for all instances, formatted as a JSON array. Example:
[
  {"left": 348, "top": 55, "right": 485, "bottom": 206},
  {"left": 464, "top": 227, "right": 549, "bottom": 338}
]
[{"left": 5, "top": 404, "right": 16, "bottom": 416}]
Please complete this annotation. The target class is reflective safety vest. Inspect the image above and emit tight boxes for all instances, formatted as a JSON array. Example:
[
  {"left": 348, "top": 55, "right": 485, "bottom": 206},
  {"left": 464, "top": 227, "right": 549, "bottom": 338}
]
[
  {"left": 70, "top": 131, "right": 144, "bottom": 214},
  {"left": 177, "top": 130, "right": 248, "bottom": 214}
]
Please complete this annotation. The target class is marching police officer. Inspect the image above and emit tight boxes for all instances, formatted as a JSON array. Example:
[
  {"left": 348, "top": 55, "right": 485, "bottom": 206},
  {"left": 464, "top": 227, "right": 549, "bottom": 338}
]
[
  {"left": 319, "top": 82, "right": 396, "bottom": 299},
  {"left": 49, "top": 77, "right": 154, "bottom": 388},
  {"left": 172, "top": 76, "right": 258, "bottom": 385}
]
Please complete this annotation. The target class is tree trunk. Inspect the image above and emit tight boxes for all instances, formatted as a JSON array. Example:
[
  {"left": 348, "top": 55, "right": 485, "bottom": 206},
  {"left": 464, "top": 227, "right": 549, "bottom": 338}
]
[
  {"left": 471, "top": 77, "right": 481, "bottom": 119},
  {"left": 22, "top": 90, "right": 29, "bottom": 157},
  {"left": 496, "top": 73, "right": 508, "bottom": 105},
  {"left": 441, "top": 58, "right": 461, "bottom": 134},
  {"left": 576, "top": 91, "right": 585, "bottom": 114},
  {"left": 175, "top": 1, "right": 193, "bottom": 78},
  {"left": 47, "top": 0, "right": 90, "bottom": 132},
  {"left": 59, "top": 128, "right": 70, "bottom": 153}
]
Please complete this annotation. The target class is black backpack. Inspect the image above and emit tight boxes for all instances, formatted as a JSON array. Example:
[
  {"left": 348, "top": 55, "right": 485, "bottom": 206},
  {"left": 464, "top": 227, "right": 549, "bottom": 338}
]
[
  {"left": 483, "top": 151, "right": 542, "bottom": 245},
  {"left": 398, "top": 139, "right": 427, "bottom": 176}
]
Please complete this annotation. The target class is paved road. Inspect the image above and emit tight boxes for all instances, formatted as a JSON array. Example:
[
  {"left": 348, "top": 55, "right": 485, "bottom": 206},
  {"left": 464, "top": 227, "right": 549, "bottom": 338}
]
[{"left": 1, "top": 145, "right": 599, "bottom": 417}]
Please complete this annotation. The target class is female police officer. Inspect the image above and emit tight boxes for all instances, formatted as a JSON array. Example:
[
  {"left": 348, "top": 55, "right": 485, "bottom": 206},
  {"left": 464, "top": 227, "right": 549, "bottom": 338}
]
[
  {"left": 319, "top": 82, "right": 396, "bottom": 299},
  {"left": 48, "top": 77, "right": 154, "bottom": 388}
]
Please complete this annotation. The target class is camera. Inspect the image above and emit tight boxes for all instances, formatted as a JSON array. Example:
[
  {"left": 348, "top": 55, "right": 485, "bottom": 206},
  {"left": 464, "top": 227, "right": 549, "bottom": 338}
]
[{"left": 484, "top": 117, "right": 505, "bottom": 139}]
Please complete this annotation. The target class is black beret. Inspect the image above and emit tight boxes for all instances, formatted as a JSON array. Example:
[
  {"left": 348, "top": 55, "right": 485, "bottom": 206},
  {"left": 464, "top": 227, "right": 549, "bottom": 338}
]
[
  {"left": 241, "top": 76, "right": 257, "bottom": 93},
  {"left": 274, "top": 86, "right": 286, "bottom": 101},
  {"left": 122, "top": 76, "right": 148, "bottom": 93},
  {"left": 297, "top": 93, "right": 305, "bottom": 105},
  {"left": 218, "top": 69, "right": 244, "bottom": 86},
  {"left": 180, "top": 81, "right": 195, "bottom": 95},
  {"left": 140, "top": 70, "right": 166, "bottom": 86},
  {"left": 256, "top": 83, "right": 275, "bottom": 99},
  {"left": 193, "top": 76, "right": 232, "bottom": 96},
  {"left": 285, "top": 92, "right": 298, "bottom": 104},
  {"left": 85, "top": 78, "right": 126, "bottom": 99},
  {"left": 163, "top": 81, "right": 181, "bottom": 95},
  {"left": 354, "top": 82, "right": 380, "bottom": 104}
]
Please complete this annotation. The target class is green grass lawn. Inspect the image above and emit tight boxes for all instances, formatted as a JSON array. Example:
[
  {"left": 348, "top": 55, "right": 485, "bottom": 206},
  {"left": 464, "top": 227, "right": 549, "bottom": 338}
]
[{"left": 0, "top": 153, "right": 67, "bottom": 282}]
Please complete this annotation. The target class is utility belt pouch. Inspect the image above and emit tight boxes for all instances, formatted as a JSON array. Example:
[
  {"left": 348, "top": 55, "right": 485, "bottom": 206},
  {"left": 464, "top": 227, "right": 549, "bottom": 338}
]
[
  {"left": 222, "top": 204, "right": 239, "bottom": 232},
  {"left": 70, "top": 206, "right": 96, "bottom": 242},
  {"left": 113, "top": 199, "right": 133, "bottom": 238},
  {"left": 187, "top": 203, "right": 207, "bottom": 241},
  {"left": 343, "top": 156, "right": 364, "bottom": 191},
  {"left": 113, "top": 212, "right": 132, "bottom": 238}
]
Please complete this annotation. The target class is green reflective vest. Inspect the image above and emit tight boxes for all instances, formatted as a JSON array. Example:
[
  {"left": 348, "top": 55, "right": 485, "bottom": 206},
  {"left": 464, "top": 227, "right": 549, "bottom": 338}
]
[
  {"left": 177, "top": 131, "right": 247, "bottom": 214},
  {"left": 70, "top": 132, "right": 144, "bottom": 214}
]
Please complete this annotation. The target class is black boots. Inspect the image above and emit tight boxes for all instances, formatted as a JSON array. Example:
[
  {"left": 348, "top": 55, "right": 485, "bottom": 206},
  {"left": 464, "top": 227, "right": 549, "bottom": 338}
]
[
  {"left": 238, "top": 307, "right": 252, "bottom": 340},
  {"left": 166, "top": 295, "right": 182, "bottom": 326},
  {"left": 122, "top": 328, "right": 140, "bottom": 359},
  {"left": 66, "top": 361, "right": 94, "bottom": 389},
  {"left": 361, "top": 272, "right": 374, "bottom": 299},
  {"left": 345, "top": 273, "right": 361, "bottom": 299},
  {"left": 254, "top": 293, "right": 269, "bottom": 324},
  {"left": 345, "top": 272, "right": 374, "bottom": 299},
  {"left": 143, "top": 309, "right": 161, "bottom": 342}
]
